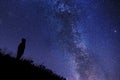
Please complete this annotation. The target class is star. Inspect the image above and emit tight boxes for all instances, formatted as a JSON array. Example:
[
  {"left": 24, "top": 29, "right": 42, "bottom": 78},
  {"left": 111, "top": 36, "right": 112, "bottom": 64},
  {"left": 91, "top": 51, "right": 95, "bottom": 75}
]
[{"left": 114, "top": 30, "right": 117, "bottom": 33}]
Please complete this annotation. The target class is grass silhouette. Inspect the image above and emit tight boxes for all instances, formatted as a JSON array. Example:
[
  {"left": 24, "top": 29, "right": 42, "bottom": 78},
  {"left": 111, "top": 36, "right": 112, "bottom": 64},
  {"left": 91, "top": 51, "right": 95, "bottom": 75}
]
[{"left": 0, "top": 49, "right": 66, "bottom": 80}]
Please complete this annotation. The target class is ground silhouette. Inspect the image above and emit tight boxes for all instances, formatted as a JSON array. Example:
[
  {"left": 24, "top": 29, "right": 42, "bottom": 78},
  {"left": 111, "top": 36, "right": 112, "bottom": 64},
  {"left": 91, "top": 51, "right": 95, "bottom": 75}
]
[{"left": 0, "top": 49, "right": 66, "bottom": 80}]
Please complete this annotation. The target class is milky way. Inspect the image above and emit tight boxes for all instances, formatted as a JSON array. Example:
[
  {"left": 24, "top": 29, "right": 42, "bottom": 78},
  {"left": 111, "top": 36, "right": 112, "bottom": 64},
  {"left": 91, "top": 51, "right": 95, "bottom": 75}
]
[{"left": 0, "top": 0, "right": 120, "bottom": 80}]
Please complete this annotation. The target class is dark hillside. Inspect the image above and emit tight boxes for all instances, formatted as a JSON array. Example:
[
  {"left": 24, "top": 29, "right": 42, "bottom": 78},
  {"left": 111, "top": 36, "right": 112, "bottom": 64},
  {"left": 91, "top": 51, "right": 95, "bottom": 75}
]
[{"left": 0, "top": 50, "right": 66, "bottom": 80}]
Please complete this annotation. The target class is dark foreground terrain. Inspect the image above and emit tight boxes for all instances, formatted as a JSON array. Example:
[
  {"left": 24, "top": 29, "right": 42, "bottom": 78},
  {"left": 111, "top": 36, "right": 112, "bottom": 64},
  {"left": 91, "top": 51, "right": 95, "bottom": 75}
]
[{"left": 0, "top": 50, "right": 66, "bottom": 80}]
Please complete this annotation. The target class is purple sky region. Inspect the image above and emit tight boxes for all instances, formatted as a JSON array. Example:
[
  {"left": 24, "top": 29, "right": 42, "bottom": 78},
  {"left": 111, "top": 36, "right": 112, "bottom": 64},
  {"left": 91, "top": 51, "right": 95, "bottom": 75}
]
[{"left": 0, "top": 0, "right": 120, "bottom": 80}]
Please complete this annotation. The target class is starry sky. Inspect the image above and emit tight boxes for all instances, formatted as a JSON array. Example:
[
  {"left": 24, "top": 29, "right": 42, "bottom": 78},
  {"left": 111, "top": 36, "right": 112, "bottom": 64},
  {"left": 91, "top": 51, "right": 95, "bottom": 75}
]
[{"left": 0, "top": 0, "right": 120, "bottom": 80}]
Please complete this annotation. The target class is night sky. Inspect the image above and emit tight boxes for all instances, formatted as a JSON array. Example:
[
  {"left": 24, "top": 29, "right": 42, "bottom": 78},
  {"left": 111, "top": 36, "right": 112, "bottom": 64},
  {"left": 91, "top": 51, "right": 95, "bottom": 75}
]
[{"left": 0, "top": 0, "right": 120, "bottom": 80}]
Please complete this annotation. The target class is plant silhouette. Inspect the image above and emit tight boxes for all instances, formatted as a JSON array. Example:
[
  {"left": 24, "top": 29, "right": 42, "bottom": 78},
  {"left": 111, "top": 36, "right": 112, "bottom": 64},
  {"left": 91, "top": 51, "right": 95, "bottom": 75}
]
[
  {"left": 16, "top": 38, "right": 26, "bottom": 60},
  {"left": 0, "top": 49, "right": 66, "bottom": 80}
]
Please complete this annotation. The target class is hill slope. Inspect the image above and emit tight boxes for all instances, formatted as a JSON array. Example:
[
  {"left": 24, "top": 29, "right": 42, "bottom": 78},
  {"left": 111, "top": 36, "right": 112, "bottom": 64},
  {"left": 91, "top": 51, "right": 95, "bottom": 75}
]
[{"left": 0, "top": 50, "right": 66, "bottom": 80}]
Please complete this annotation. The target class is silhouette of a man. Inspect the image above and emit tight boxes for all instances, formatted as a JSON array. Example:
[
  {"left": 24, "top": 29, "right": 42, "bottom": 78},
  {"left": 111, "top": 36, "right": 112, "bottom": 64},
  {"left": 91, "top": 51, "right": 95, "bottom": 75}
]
[{"left": 16, "top": 38, "right": 26, "bottom": 60}]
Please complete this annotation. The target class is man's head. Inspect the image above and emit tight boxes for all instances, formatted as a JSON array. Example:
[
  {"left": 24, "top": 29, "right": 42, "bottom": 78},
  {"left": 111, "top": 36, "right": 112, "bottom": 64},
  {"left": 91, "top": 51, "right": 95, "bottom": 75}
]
[{"left": 22, "top": 38, "right": 26, "bottom": 42}]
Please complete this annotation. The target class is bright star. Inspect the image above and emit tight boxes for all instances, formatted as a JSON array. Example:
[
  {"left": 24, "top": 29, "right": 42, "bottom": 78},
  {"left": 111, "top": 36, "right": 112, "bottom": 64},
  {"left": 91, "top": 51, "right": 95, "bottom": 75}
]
[{"left": 114, "top": 30, "right": 117, "bottom": 33}]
